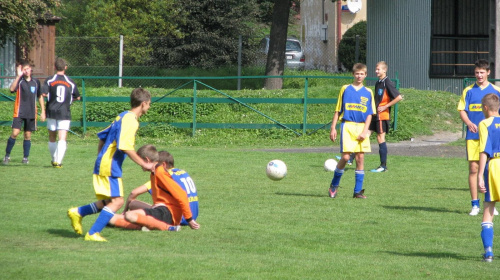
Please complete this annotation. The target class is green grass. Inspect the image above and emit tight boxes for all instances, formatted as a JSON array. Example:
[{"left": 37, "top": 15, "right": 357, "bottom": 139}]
[{"left": 0, "top": 140, "right": 495, "bottom": 279}]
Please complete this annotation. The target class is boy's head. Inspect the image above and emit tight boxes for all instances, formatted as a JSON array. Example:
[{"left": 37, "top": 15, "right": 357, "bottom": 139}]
[
  {"left": 474, "top": 59, "right": 490, "bottom": 85},
  {"left": 158, "top": 151, "right": 175, "bottom": 169},
  {"left": 18, "top": 60, "right": 32, "bottom": 77},
  {"left": 130, "top": 88, "right": 151, "bottom": 109},
  {"left": 481, "top": 93, "right": 500, "bottom": 117},
  {"left": 137, "top": 144, "right": 159, "bottom": 165},
  {"left": 55, "top": 57, "right": 67, "bottom": 72},
  {"left": 375, "top": 61, "right": 388, "bottom": 79}
]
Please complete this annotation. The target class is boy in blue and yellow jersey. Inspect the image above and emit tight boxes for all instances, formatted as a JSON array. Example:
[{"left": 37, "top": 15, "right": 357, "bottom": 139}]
[
  {"left": 110, "top": 149, "right": 199, "bottom": 230},
  {"left": 3, "top": 60, "right": 45, "bottom": 165},
  {"left": 329, "top": 63, "right": 375, "bottom": 199},
  {"left": 67, "top": 88, "right": 155, "bottom": 242},
  {"left": 477, "top": 93, "right": 500, "bottom": 262},
  {"left": 458, "top": 59, "right": 500, "bottom": 216}
]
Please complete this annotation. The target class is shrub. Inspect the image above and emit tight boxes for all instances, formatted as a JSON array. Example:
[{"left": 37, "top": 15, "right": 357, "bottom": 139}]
[{"left": 338, "top": 21, "right": 366, "bottom": 71}]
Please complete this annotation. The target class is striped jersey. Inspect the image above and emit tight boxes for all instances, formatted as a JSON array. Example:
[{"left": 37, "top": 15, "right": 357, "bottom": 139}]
[
  {"left": 11, "top": 77, "right": 41, "bottom": 119},
  {"left": 458, "top": 82, "right": 500, "bottom": 140},
  {"left": 93, "top": 111, "right": 139, "bottom": 177},
  {"left": 43, "top": 74, "right": 80, "bottom": 120},
  {"left": 335, "top": 84, "right": 375, "bottom": 123},
  {"left": 479, "top": 116, "right": 500, "bottom": 158}
]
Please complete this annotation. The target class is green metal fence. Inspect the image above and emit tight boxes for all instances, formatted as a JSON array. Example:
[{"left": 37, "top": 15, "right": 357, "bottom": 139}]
[{"left": 1, "top": 75, "right": 399, "bottom": 137}]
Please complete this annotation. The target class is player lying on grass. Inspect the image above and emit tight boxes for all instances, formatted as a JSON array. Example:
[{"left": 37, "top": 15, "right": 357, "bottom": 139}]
[
  {"left": 120, "top": 151, "right": 199, "bottom": 227},
  {"left": 108, "top": 145, "right": 200, "bottom": 231}
]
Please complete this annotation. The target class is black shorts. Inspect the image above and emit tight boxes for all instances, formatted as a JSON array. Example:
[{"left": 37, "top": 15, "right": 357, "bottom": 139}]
[
  {"left": 144, "top": 205, "right": 173, "bottom": 224},
  {"left": 12, "top": 117, "right": 37, "bottom": 132},
  {"left": 369, "top": 119, "right": 390, "bottom": 134}
]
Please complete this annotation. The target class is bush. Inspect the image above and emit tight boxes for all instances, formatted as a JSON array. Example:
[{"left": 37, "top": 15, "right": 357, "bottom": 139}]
[{"left": 338, "top": 21, "right": 366, "bottom": 71}]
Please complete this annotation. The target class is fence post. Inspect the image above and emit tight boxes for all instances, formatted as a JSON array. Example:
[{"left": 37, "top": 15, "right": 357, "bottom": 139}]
[
  {"left": 302, "top": 77, "right": 309, "bottom": 135},
  {"left": 237, "top": 35, "right": 242, "bottom": 90},
  {"left": 119, "top": 35, "right": 123, "bottom": 88},
  {"left": 192, "top": 80, "right": 198, "bottom": 137},
  {"left": 82, "top": 79, "right": 87, "bottom": 135}
]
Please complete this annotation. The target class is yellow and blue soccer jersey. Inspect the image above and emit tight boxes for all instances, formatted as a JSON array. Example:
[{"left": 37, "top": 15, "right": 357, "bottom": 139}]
[
  {"left": 479, "top": 116, "right": 500, "bottom": 202},
  {"left": 458, "top": 83, "right": 500, "bottom": 140},
  {"left": 145, "top": 168, "right": 199, "bottom": 226},
  {"left": 335, "top": 84, "right": 375, "bottom": 123},
  {"left": 93, "top": 111, "right": 139, "bottom": 177}
]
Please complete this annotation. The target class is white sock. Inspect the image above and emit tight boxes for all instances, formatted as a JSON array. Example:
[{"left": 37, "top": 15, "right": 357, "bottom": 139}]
[
  {"left": 56, "top": 140, "right": 67, "bottom": 164},
  {"left": 48, "top": 142, "right": 57, "bottom": 162}
]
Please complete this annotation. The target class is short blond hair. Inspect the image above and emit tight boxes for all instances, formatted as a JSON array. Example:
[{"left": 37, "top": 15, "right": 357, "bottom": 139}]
[
  {"left": 482, "top": 93, "right": 500, "bottom": 112},
  {"left": 376, "top": 61, "right": 388, "bottom": 70},
  {"left": 352, "top": 63, "right": 367, "bottom": 74}
]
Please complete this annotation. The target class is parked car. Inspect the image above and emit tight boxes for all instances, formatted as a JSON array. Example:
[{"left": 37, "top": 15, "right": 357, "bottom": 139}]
[{"left": 259, "top": 37, "right": 305, "bottom": 70}]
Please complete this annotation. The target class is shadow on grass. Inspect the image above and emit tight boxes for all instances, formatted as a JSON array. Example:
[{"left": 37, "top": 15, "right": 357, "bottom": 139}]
[
  {"left": 47, "top": 228, "right": 81, "bottom": 239},
  {"left": 275, "top": 192, "right": 325, "bottom": 198},
  {"left": 384, "top": 251, "right": 476, "bottom": 261},
  {"left": 382, "top": 205, "right": 463, "bottom": 214}
]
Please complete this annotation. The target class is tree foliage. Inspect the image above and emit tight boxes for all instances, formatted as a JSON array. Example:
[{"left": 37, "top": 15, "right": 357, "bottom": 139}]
[
  {"left": 338, "top": 20, "right": 366, "bottom": 71},
  {"left": 0, "top": 0, "right": 61, "bottom": 49}
]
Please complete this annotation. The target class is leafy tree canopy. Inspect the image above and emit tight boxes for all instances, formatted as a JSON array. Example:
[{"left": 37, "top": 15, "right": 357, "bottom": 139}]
[{"left": 0, "top": 0, "right": 61, "bottom": 48}]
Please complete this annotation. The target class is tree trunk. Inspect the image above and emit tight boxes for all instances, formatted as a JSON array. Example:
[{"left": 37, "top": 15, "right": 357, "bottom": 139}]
[{"left": 264, "top": 0, "right": 291, "bottom": 90}]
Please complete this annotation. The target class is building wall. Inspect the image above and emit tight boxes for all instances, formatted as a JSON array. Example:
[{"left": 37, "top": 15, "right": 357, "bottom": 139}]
[
  {"left": 301, "top": 0, "right": 366, "bottom": 72},
  {"left": 366, "top": 0, "right": 464, "bottom": 94}
]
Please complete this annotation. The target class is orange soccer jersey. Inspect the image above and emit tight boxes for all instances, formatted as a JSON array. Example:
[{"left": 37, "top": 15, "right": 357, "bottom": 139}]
[{"left": 150, "top": 165, "right": 193, "bottom": 225}]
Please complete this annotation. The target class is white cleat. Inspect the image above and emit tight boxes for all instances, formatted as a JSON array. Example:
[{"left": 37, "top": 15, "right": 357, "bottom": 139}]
[{"left": 469, "top": 206, "right": 480, "bottom": 216}]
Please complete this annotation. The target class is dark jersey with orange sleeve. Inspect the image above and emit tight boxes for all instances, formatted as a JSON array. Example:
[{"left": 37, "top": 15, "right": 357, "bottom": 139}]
[
  {"left": 43, "top": 74, "right": 80, "bottom": 120},
  {"left": 374, "top": 77, "right": 401, "bottom": 121},
  {"left": 11, "top": 77, "right": 42, "bottom": 119},
  {"left": 150, "top": 165, "right": 193, "bottom": 225}
]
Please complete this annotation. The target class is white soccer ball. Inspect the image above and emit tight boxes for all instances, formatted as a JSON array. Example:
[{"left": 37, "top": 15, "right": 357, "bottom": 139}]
[
  {"left": 324, "top": 159, "right": 337, "bottom": 172},
  {"left": 266, "top": 160, "right": 287, "bottom": 181}
]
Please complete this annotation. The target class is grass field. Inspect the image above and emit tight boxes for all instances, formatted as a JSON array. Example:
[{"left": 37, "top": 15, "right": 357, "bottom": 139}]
[{"left": 0, "top": 137, "right": 497, "bottom": 279}]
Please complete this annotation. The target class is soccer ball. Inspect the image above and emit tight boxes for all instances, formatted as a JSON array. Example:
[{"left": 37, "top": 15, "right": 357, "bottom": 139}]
[
  {"left": 324, "top": 159, "right": 337, "bottom": 172},
  {"left": 266, "top": 160, "right": 287, "bottom": 181}
]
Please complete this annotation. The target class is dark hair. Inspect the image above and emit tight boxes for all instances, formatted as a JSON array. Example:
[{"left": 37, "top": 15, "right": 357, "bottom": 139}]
[
  {"left": 55, "top": 57, "right": 67, "bottom": 71},
  {"left": 137, "top": 144, "right": 158, "bottom": 162},
  {"left": 19, "top": 60, "right": 31, "bottom": 67},
  {"left": 158, "top": 151, "right": 174, "bottom": 168},
  {"left": 130, "top": 88, "right": 151, "bottom": 108},
  {"left": 475, "top": 59, "right": 490, "bottom": 71}
]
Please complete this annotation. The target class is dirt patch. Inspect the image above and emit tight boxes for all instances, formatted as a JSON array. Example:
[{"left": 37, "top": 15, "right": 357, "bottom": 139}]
[{"left": 258, "top": 131, "right": 466, "bottom": 158}]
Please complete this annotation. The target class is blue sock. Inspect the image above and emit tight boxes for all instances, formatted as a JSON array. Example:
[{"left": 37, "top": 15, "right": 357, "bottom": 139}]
[
  {"left": 23, "top": 140, "right": 31, "bottom": 158},
  {"left": 331, "top": 168, "right": 344, "bottom": 187},
  {"left": 78, "top": 203, "right": 100, "bottom": 217},
  {"left": 354, "top": 170, "right": 364, "bottom": 194},
  {"left": 379, "top": 142, "right": 387, "bottom": 167},
  {"left": 472, "top": 199, "right": 480, "bottom": 208},
  {"left": 88, "top": 207, "right": 114, "bottom": 235},
  {"left": 481, "top": 222, "right": 494, "bottom": 257},
  {"left": 5, "top": 137, "right": 15, "bottom": 156}
]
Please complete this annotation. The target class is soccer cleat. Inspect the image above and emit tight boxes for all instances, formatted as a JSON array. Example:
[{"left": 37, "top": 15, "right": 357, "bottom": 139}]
[
  {"left": 469, "top": 206, "right": 480, "bottom": 216},
  {"left": 167, "top": 225, "right": 181, "bottom": 232},
  {"left": 51, "top": 161, "right": 57, "bottom": 167},
  {"left": 329, "top": 185, "right": 339, "bottom": 198},
  {"left": 495, "top": 208, "right": 499, "bottom": 216},
  {"left": 84, "top": 232, "right": 108, "bottom": 242},
  {"left": 483, "top": 254, "right": 494, "bottom": 263},
  {"left": 353, "top": 189, "right": 367, "bottom": 199},
  {"left": 67, "top": 207, "right": 83, "bottom": 235},
  {"left": 2, "top": 156, "right": 10, "bottom": 165},
  {"left": 22, "top": 158, "right": 29, "bottom": 164},
  {"left": 141, "top": 226, "right": 151, "bottom": 232},
  {"left": 53, "top": 162, "right": 63, "bottom": 168},
  {"left": 370, "top": 166, "right": 387, "bottom": 173}
]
